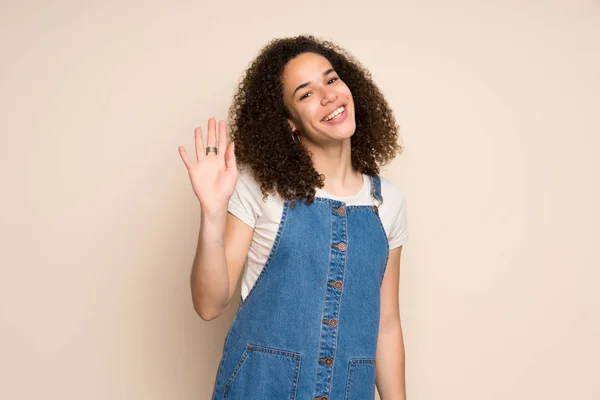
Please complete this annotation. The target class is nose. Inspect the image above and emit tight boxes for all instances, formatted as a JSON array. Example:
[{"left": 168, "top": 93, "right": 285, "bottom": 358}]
[{"left": 320, "top": 86, "right": 337, "bottom": 105}]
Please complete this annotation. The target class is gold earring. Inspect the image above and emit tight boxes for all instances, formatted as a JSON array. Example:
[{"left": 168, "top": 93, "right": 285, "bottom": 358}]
[{"left": 291, "top": 130, "right": 300, "bottom": 144}]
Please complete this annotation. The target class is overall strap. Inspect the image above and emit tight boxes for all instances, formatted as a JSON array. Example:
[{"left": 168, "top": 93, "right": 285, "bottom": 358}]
[{"left": 370, "top": 175, "right": 383, "bottom": 207}]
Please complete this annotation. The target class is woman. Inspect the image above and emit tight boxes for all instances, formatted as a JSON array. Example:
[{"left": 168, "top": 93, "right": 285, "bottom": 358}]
[{"left": 178, "top": 35, "right": 409, "bottom": 399}]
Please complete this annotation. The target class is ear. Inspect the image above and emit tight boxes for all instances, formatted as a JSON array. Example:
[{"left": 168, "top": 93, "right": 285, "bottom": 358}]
[{"left": 287, "top": 118, "right": 297, "bottom": 132}]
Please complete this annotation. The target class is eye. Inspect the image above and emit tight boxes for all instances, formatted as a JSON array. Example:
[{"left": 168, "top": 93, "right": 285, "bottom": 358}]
[
  {"left": 327, "top": 77, "right": 339, "bottom": 84},
  {"left": 300, "top": 92, "right": 312, "bottom": 100}
]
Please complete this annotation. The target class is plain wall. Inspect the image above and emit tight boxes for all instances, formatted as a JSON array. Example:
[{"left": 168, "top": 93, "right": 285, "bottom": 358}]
[{"left": 1, "top": 0, "right": 598, "bottom": 399}]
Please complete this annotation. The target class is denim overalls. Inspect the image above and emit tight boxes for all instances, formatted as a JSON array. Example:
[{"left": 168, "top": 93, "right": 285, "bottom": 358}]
[{"left": 211, "top": 175, "right": 389, "bottom": 400}]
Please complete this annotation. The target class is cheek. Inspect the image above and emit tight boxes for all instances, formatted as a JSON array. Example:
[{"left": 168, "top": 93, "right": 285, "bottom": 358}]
[
  {"left": 295, "top": 104, "right": 321, "bottom": 126},
  {"left": 342, "top": 84, "right": 353, "bottom": 100}
]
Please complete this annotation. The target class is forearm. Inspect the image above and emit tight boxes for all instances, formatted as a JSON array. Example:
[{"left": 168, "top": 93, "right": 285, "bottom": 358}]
[
  {"left": 190, "top": 207, "right": 230, "bottom": 320},
  {"left": 375, "top": 318, "right": 407, "bottom": 400}
]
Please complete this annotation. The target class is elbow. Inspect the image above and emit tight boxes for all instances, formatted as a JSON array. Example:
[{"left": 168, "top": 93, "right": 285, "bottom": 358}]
[
  {"left": 190, "top": 281, "right": 232, "bottom": 321},
  {"left": 198, "top": 310, "right": 219, "bottom": 321},
  {"left": 192, "top": 299, "right": 226, "bottom": 321},
  {"left": 193, "top": 303, "right": 218, "bottom": 321}
]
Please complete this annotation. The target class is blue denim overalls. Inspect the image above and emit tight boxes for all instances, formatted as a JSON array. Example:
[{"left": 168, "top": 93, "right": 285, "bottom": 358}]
[{"left": 212, "top": 175, "right": 389, "bottom": 400}]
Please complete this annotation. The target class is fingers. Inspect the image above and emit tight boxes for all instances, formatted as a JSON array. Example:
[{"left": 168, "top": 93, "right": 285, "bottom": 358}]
[
  {"left": 184, "top": 118, "right": 223, "bottom": 168},
  {"left": 225, "top": 142, "right": 237, "bottom": 173},
  {"left": 218, "top": 120, "right": 227, "bottom": 162},
  {"left": 194, "top": 127, "right": 204, "bottom": 162},
  {"left": 178, "top": 146, "right": 193, "bottom": 170},
  {"left": 206, "top": 118, "right": 217, "bottom": 156}
]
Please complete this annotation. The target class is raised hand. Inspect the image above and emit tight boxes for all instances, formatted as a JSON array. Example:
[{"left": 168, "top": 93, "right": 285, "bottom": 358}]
[{"left": 178, "top": 118, "right": 238, "bottom": 214}]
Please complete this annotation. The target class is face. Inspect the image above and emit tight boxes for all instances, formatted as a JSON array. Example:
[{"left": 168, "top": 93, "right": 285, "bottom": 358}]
[{"left": 282, "top": 52, "right": 356, "bottom": 144}]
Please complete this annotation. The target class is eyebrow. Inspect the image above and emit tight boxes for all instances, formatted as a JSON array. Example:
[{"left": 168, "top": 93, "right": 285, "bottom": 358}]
[{"left": 292, "top": 68, "right": 336, "bottom": 97}]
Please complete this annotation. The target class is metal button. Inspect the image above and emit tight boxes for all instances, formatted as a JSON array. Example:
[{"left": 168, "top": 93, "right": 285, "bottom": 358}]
[
  {"left": 333, "top": 281, "right": 343, "bottom": 290},
  {"left": 332, "top": 206, "right": 346, "bottom": 216},
  {"left": 314, "top": 397, "right": 328, "bottom": 400},
  {"left": 372, "top": 205, "right": 379, "bottom": 214},
  {"left": 333, "top": 242, "right": 347, "bottom": 251},
  {"left": 319, "top": 357, "right": 333, "bottom": 366},
  {"left": 329, "top": 318, "right": 338, "bottom": 327}
]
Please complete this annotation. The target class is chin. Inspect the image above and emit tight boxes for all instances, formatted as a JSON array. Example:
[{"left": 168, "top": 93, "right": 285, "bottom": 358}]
[
  {"left": 331, "top": 129, "right": 355, "bottom": 142},
  {"left": 313, "top": 117, "right": 357, "bottom": 140},
  {"left": 340, "top": 122, "right": 357, "bottom": 138}
]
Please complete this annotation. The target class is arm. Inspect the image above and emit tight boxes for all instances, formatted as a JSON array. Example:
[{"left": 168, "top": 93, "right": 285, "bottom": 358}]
[
  {"left": 190, "top": 210, "right": 253, "bottom": 321},
  {"left": 178, "top": 118, "right": 253, "bottom": 321},
  {"left": 375, "top": 246, "right": 407, "bottom": 400}
]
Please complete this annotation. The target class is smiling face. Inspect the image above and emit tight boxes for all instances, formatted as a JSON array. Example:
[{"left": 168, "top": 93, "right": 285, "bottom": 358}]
[{"left": 282, "top": 52, "right": 356, "bottom": 144}]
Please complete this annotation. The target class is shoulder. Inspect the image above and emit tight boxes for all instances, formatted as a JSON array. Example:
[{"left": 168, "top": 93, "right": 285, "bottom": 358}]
[
  {"left": 378, "top": 175, "right": 406, "bottom": 207},
  {"left": 376, "top": 174, "right": 409, "bottom": 248},
  {"left": 232, "top": 163, "right": 284, "bottom": 209},
  {"left": 237, "top": 164, "right": 260, "bottom": 188},
  {"left": 234, "top": 164, "right": 265, "bottom": 200},
  {"left": 228, "top": 164, "right": 268, "bottom": 226}
]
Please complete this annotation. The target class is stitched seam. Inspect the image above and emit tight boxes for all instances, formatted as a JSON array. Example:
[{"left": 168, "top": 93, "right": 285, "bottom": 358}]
[
  {"left": 291, "top": 353, "right": 302, "bottom": 400},
  {"left": 223, "top": 344, "right": 301, "bottom": 399},
  {"left": 312, "top": 200, "right": 335, "bottom": 395},
  {"left": 249, "top": 344, "right": 302, "bottom": 358},
  {"left": 373, "top": 207, "right": 390, "bottom": 286},
  {"left": 344, "top": 361, "right": 354, "bottom": 400},
  {"left": 223, "top": 345, "right": 251, "bottom": 399},
  {"left": 371, "top": 176, "right": 390, "bottom": 285},
  {"left": 345, "top": 358, "right": 376, "bottom": 400},
  {"left": 330, "top": 202, "right": 348, "bottom": 396}
]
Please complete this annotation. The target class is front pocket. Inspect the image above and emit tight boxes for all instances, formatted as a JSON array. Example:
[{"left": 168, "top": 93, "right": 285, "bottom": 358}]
[
  {"left": 345, "top": 358, "right": 376, "bottom": 400},
  {"left": 223, "top": 344, "right": 301, "bottom": 400}
]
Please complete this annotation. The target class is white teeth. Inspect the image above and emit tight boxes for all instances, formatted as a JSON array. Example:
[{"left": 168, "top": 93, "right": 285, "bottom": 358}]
[{"left": 324, "top": 106, "right": 345, "bottom": 121}]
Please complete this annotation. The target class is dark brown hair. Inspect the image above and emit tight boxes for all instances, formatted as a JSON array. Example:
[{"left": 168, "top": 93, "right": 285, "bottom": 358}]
[{"left": 228, "top": 35, "right": 402, "bottom": 204}]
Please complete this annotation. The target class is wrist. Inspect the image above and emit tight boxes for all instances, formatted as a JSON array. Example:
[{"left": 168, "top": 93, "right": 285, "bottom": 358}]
[{"left": 200, "top": 203, "right": 228, "bottom": 219}]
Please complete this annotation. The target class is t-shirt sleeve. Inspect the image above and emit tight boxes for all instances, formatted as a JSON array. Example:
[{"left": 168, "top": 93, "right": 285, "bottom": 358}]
[
  {"left": 387, "top": 188, "right": 409, "bottom": 250},
  {"left": 227, "top": 168, "right": 264, "bottom": 228}
]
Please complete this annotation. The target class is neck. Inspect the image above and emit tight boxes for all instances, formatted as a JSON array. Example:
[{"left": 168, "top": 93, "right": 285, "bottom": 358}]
[{"left": 302, "top": 138, "right": 363, "bottom": 196}]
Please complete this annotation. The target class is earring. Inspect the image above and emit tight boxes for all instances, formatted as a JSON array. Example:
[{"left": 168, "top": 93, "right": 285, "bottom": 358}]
[{"left": 291, "top": 130, "right": 300, "bottom": 144}]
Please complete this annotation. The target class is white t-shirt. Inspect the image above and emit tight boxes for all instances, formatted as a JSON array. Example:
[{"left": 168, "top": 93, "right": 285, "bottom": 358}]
[{"left": 228, "top": 166, "right": 409, "bottom": 301}]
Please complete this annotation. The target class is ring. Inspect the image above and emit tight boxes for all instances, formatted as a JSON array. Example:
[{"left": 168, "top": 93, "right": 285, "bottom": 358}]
[{"left": 206, "top": 146, "right": 218, "bottom": 155}]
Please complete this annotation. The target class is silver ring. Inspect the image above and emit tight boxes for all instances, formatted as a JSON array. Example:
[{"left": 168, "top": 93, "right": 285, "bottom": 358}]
[{"left": 205, "top": 146, "right": 218, "bottom": 155}]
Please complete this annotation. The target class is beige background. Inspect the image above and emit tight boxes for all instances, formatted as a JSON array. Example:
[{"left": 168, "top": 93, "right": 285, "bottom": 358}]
[{"left": 1, "top": 0, "right": 599, "bottom": 399}]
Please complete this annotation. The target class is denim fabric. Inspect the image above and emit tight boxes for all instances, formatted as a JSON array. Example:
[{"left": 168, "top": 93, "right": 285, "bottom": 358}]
[{"left": 212, "top": 175, "right": 389, "bottom": 400}]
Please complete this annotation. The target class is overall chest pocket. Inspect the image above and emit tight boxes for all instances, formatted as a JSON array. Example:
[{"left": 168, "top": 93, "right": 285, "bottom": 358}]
[
  {"left": 345, "top": 358, "right": 376, "bottom": 400},
  {"left": 223, "top": 344, "right": 301, "bottom": 400}
]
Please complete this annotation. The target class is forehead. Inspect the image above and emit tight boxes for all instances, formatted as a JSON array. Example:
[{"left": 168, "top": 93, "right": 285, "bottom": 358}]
[{"left": 282, "top": 52, "right": 333, "bottom": 90}]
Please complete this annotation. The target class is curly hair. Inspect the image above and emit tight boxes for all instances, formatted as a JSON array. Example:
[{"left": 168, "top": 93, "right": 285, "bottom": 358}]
[{"left": 228, "top": 35, "right": 402, "bottom": 205}]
